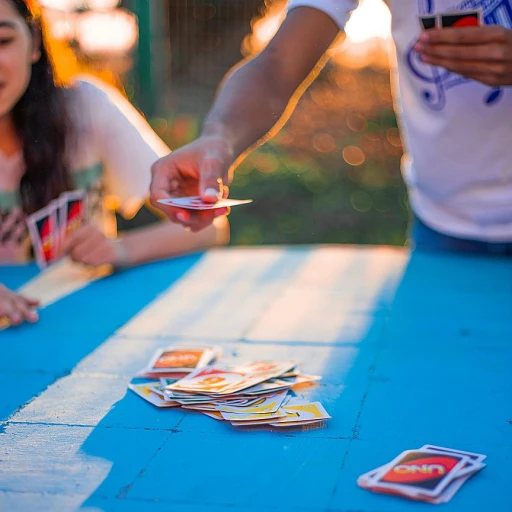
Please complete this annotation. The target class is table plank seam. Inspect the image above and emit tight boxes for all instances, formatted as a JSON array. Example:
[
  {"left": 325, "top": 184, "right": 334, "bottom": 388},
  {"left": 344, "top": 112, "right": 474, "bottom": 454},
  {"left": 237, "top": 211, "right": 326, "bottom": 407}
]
[{"left": 325, "top": 328, "right": 387, "bottom": 511}]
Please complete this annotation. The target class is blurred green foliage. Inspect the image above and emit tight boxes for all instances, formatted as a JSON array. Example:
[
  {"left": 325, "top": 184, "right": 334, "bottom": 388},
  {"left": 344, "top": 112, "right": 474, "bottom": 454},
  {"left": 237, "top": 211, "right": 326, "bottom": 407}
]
[{"left": 150, "top": 63, "right": 409, "bottom": 247}]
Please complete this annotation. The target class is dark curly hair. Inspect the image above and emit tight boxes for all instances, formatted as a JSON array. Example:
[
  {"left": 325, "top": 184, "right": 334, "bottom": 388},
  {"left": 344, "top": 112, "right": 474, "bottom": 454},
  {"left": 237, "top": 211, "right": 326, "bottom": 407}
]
[{"left": 10, "top": 0, "right": 73, "bottom": 214}]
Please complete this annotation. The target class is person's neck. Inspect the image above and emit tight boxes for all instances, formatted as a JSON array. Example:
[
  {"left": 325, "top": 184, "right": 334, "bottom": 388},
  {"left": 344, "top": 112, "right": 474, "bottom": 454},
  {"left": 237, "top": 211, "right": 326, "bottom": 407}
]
[{"left": 0, "top": 114, "right": 21, "bottom": 157}]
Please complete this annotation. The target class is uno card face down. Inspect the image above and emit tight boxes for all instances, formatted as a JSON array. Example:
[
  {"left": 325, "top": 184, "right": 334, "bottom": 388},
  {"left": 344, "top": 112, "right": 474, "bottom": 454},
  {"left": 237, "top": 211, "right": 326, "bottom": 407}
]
[
  {"left": 419, "top": 15, "right": 437, "bottom": 30},
  {"left": 441, "top": 10, "right": 482, "bottom": 28},
  {"left": 370, "top": 449, "right": 469, "bottom": 497}
]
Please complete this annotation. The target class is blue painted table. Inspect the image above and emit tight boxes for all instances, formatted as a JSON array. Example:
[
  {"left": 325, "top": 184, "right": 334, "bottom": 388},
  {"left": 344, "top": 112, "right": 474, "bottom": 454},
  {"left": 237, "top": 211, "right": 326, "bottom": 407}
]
[{"left": 0, "top": 247, "right": 510, "bottom": 512}]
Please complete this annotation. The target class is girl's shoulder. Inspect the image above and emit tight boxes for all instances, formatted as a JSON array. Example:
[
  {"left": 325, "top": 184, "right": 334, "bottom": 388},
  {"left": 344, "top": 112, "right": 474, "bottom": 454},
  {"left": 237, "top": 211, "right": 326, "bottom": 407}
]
[{"left": 65, "top": 76, "right": 120, "bottom": 113}]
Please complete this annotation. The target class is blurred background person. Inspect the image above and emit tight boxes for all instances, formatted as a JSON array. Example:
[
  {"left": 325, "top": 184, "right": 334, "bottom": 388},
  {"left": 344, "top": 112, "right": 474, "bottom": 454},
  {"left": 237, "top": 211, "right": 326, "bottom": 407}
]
[
  {"left": 150, "top": 0, "right": 512, "bottom": 254},
  {"left": 0, "top": 0, "right": 229, "bottom": 326}
]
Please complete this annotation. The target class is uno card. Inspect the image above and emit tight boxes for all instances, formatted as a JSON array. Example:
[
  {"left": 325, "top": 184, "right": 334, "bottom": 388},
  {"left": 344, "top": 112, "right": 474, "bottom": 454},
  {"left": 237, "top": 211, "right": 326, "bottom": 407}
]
[
  {"left": 280, "top": 374, "right": 322, "bottom": 387},
  {"left": 242, "top": 379, "right": 292, "bottom": 395},
  {"left": 27, "top": 204, "right": 59, "bottom": 268},
  {"left": 160, "top": 377, "right": 179, "bottom": 387},
  {"left": 234, "top": 360, "right": 297, "bottom": 377},
  {"left": 145, "top": 346, "right": 217, "bottom": 373},
  {"left": 128, "top": 382, "right": 180, "bottom": 408},
  {"left": 157, "top": 196, "right": 253, "bottom": 211},
  {"left": 419, "top": 15, "right": 437, "bottom": 30},
  {"left": 225, "top": 409, "right": 287, "bottom": 423},
  {"left": 217, "top": 391, "right": 288, "bottom": 414},
  {"left": 202, "top": 411, "right": 225, "bottom": 421},
  {"left": 168, "top": 366, "right": 250, "bottom": 394},
  {"left": 181, "top": 403, "right": 219, "bottom": 411},
  {"left": 0, "top": 316, "right": 11, "bottom": 331},
  {"left": 368, "top": 449, "right": 470, "bottom": 498},
  {"left": 273, "top": 399, "right": 331, "bottom": 425},
  {"left": 60, "top": 190, "right": 87, "bottom": 238},
  {"left": 420, "top": 445, "right": 486, "bottom": 478},
  {"left": 269, "top": 420, "right": 323, "bottom": 428},
  {"left": 440, "top": 10, "right": 482, "bottom": 28}
]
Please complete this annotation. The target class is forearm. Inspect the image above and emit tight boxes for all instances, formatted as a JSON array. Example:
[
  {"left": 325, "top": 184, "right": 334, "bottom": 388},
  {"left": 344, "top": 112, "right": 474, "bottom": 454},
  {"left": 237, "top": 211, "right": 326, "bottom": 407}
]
[
  {"left": 202, "top": 7, "right": 339, "bottom": 162},
  {"left": 118, "top": 217, "right": 229, "bottom": 267},
  {"left": 202, "top": 59, "right": 293, "bottom": 161}
]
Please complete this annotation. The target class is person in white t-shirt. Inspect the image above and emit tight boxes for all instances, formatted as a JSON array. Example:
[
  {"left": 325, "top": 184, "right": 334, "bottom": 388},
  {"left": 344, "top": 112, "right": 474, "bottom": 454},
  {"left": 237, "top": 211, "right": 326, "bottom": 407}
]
[
  {"left": 0, "top": 0, "right": 229, "bottom": 326},
  {"left": 150, "top": 0, "right": 512, "bottom": 254}
]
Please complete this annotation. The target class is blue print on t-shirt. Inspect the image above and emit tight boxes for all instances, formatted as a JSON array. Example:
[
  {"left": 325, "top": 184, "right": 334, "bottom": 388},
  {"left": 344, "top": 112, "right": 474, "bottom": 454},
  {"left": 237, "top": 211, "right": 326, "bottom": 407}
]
[{"left": 407, "top": 0, "right": 512, "bottom": 110}]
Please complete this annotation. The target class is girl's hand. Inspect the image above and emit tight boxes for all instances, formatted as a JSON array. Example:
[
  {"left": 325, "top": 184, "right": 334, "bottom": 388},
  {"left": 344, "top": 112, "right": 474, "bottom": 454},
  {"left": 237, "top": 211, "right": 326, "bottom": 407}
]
[
  {"left": 62, "top": 223, "right": 127, "bottom": 268},
  {"left": 0, "top": 284, "right": 39, "bottom": 326}
]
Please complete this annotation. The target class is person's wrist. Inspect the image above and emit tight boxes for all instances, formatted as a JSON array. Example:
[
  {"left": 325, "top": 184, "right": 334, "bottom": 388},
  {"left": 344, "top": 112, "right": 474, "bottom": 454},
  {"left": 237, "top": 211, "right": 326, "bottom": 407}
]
[
  {"left": 201, "top": 122, "right": 236, "bottom": 162},
  {"left": 112, "top": 239, "right": 131, "bottom": 270}
]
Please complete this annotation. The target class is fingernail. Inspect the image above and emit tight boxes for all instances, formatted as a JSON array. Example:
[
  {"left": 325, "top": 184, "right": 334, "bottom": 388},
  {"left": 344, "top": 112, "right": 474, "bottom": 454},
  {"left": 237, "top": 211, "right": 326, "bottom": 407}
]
[
  {"left": 419, "top": 32, "right": 430, "bottom": 42},
  {"left": 414, "top": 42, "right": 424, "bottom": 51},
  {"left": 204, "top": 188, "right": 220, "bottom": 199}
]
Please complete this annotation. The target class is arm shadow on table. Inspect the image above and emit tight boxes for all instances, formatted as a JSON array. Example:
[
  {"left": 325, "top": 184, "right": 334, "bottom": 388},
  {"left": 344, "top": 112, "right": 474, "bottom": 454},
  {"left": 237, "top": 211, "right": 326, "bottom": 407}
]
[{"left": 70, "top": 248, "right": 512, "bottom": 512}]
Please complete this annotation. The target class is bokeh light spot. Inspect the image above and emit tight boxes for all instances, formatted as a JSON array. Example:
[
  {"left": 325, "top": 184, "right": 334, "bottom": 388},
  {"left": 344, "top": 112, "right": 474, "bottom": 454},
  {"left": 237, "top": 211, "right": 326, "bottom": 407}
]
[
  {"left": 343, "top": 146, "right": 366, "bottom": 166},
  {"left": 312, "top": 133, "right": 337, "bottom": 153}
]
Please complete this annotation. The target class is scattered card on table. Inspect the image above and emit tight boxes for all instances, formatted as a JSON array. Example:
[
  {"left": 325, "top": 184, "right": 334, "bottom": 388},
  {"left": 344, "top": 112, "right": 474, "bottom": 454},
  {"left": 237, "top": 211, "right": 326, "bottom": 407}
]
[
  {"left": 157, "top": 196, "right": 253, "bottom": 211},
  {"left": 368, "top": 449, "right": 469, "bottom": 498},
  {"left": 128, "top": 382, "right": 180, "bottom": 408}
]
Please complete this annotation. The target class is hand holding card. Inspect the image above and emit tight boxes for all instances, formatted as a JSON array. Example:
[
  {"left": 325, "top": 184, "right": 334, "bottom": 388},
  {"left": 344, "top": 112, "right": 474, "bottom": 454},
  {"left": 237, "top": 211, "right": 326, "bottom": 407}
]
[
  {"left": 414, "top": 14, "right": 512, "bottom": 87},
  {"left": 157, "top": 196, "right": 252, "bottom": 211}
]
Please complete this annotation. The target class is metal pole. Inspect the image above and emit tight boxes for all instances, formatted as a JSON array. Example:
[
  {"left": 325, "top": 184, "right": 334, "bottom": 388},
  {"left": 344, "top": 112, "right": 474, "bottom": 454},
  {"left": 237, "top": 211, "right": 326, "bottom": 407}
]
[{"left": 122, "top": 0, "right": 170, "bottom": 117}]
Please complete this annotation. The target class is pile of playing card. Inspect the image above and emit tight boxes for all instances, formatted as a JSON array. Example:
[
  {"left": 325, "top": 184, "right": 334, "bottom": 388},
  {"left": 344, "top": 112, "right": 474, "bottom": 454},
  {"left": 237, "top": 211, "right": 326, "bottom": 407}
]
[
  {"left": 27, "top": 190, "right": 87, "bottom": 268},
  {"left": 130, "top": 345, "right": 331, "bottom": 429},
  {"left": 358, "top": 445, "right": 486, "bottom": 504}
]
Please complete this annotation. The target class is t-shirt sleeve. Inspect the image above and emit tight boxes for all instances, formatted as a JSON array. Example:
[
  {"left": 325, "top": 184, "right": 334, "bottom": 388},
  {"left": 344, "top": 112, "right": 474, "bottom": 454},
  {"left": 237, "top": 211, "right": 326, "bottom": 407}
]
[
  {"left": 74, "top": 78, "right": 170, "bottom": 218},
  {"left": 287, "top": 0, "right": 359, "bottom": 30}
]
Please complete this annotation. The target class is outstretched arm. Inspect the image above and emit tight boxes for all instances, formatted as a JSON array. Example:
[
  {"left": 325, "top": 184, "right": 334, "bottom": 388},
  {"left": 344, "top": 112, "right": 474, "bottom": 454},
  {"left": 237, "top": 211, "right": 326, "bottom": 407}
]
[{"left": 150, "top": 7, "right": 340, "bottom": 231}]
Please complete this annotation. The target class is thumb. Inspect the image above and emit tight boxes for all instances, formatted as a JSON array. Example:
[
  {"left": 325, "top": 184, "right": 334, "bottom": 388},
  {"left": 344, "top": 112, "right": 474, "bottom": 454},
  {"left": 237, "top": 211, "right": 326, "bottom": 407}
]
[{"left": 199, "top": 157, "right": 225, "bottom": 204}]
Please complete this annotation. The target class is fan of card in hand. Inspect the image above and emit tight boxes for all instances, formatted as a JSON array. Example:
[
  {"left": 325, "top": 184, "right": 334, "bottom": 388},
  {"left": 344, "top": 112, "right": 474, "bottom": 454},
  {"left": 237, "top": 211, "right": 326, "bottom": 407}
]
[
  {"left": 419, "top": 9, "right": 483, "bottom": 30},
  {"left": 130, "top": 345, "right": 331, "bottom": 429},
  {"left": 358, "top": 445, "right": 486, "bottom": 504},
  {"left": 27, "top": 190, "right": 87, "bottom": 269}
]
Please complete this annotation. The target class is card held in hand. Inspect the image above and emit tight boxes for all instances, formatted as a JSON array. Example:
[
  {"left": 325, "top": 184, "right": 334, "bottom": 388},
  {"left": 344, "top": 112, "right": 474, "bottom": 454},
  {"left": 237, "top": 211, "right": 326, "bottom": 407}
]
[
  {"left": 158, "top": 196, "right": 252, "bottom": 211},
  {"left": 440, "top": 9, "right": 482, "bottom": 28}
]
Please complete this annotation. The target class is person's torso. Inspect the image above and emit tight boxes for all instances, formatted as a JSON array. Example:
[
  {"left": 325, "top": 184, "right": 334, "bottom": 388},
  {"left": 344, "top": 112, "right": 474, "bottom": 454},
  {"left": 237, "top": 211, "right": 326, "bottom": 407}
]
[
  {"left": 384, "top": 0, "right": 512, "bottom": 238},
  {"left": 0, "top": 88, "right": 112, "bottom": 264}
]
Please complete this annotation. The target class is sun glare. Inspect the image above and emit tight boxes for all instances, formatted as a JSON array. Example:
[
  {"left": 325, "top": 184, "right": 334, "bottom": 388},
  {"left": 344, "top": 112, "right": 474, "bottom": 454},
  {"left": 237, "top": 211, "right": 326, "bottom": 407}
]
[{"left": 344, "top": 0, "right": 392, "bottom": 44}]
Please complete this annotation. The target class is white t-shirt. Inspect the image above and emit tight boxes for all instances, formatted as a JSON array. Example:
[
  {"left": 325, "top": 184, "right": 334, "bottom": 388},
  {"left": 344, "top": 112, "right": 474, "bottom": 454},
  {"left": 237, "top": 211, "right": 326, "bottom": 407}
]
[
  {"left": 0, "top": 77, "right": 169, "bottom": 263},
  {"left": 288, "top": 0, "right": 512, "bottom": 242}
]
